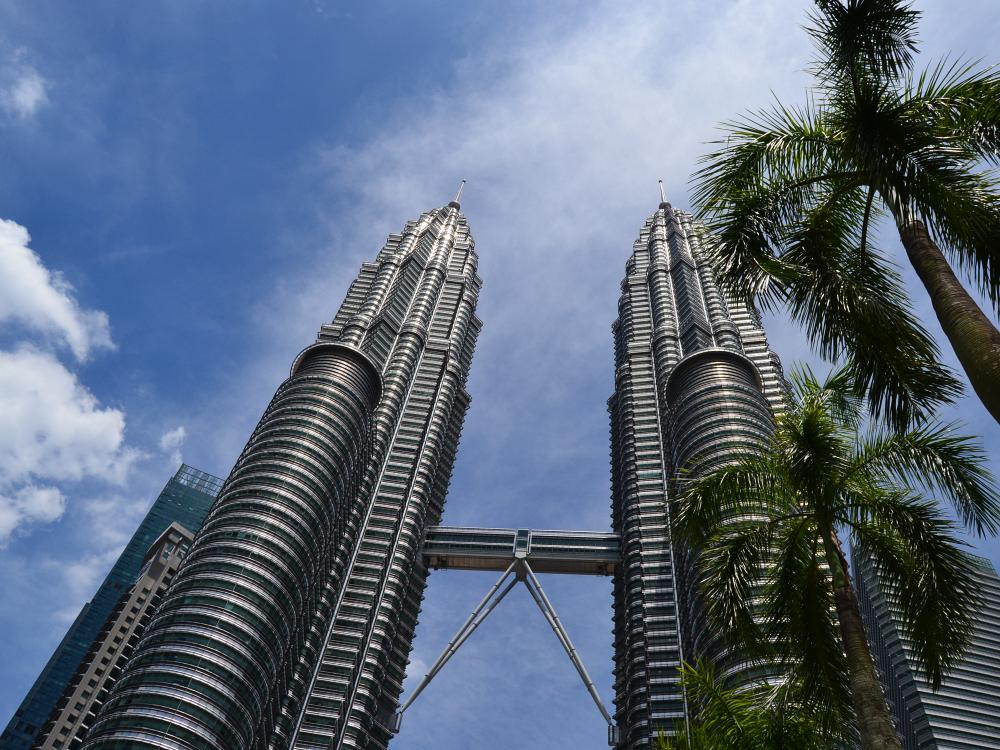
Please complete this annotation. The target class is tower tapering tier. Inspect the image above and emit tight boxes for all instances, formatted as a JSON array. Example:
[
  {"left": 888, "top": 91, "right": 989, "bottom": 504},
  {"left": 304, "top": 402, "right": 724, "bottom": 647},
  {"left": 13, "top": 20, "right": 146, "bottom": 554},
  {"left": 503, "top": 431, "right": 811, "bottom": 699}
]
[
  {"left": 608, "top": 201, "right": 784, "bottom": 747},
  {"left": 82, "top": 200, "right": 481, "bottom": 750}
]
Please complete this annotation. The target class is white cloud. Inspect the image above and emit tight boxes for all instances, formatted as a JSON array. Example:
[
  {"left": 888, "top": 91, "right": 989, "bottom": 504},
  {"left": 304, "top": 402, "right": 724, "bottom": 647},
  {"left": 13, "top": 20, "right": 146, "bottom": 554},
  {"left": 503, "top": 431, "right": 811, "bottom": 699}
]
[
  {"left": 6, "top": 69, "right": 47, "bottom": 118},
  {"left": 308, "top": 0, "right": 813, "bottom": 390},
  {"left": 159, "top": 426, "right": 187, "bottom": 466},
  {"left": 0, "top": 50, "right": 48, "bottom": 120},
  {"left": 0, "top": 219, "right": 113, "bottom": 361},
  {"left": 0, "top": 485, "right": 65, "bottom": 543},
  {"left": 0, "top": 217, "right": 133, "bottom": 542},
  {"left": 0, "top": 347, "right": 140, "bottom": 543},
  {"left": 0, "top": 347, "right": 136, "bottom": 485}
]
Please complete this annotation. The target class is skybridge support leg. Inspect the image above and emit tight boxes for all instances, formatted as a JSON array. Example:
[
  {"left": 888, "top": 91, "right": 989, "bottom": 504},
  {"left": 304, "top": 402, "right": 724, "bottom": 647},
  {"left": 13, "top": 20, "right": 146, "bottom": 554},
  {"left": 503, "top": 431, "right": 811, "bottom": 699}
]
[
  {"left": 391, "top": 561, "right": 518, "bottom": 732},
  {"left": 522, "top": 562, "right": 619, "bottom": 746},
  {"left": 390, "top": 559, "right": 620, "bottom": 745}
]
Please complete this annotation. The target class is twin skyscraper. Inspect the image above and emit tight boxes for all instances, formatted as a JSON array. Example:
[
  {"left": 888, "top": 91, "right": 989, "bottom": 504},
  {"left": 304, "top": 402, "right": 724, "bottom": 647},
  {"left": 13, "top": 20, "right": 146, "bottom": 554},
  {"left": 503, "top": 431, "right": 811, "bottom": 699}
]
[{"left": 77, "top": 190, "right": 785, "bottom": 750}]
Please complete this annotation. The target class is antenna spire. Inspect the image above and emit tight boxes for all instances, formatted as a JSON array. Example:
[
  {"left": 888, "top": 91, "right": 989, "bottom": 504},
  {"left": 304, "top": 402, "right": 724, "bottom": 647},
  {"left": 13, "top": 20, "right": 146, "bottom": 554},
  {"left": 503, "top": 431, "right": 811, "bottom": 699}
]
[
  {"left": 658, "top": 179, "right": 669, "bottom": 208},
  {"left": 449, "top": 179, "right": 466, "bottom": 208}
]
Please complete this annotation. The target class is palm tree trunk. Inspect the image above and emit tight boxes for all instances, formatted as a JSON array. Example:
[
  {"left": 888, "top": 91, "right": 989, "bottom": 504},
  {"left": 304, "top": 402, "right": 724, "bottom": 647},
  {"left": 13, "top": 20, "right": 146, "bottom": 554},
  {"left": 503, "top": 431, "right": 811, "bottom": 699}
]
[
  {"left": 898, "top": 219, "right": 1000, "bottom": 423},
  {"left": 823, "top": 531, "right": 902, "bottom": 750}
]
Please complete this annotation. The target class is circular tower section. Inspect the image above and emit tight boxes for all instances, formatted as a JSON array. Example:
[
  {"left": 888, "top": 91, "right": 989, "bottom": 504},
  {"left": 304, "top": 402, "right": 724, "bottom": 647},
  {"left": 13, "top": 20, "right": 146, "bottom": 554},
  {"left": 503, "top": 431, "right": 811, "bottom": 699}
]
[
  {"left": 665, "top": 347, "right": 773, "bottom": 477},
  {"left": 83, "top": 343, "right": 381, "bottom": 750}
]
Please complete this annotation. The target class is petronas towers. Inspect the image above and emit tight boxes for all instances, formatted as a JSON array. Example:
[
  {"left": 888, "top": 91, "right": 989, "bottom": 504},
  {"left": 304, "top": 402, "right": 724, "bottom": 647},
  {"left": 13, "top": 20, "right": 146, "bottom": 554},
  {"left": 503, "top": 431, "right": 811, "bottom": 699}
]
[
  {"left": 610, "top": 195, "right": 784, "bottom": 746},
  {"left": 83, "top": 197, "right": 481, "bottom": 750},
  {"left": 79, "top": 188, "right": 784, "bottom": 750}
]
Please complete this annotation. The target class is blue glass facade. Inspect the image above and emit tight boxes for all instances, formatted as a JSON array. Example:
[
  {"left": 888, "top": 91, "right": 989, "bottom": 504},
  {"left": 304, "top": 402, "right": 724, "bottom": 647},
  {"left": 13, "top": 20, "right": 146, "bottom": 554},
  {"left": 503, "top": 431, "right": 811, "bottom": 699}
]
[{"left": 0, "top": 465, "right": 222, "bottom": 750}]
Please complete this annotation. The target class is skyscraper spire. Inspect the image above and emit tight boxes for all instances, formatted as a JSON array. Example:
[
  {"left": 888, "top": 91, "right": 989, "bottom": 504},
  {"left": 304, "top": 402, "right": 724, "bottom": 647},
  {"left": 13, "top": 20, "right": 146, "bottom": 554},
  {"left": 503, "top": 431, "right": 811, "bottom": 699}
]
[
  {"left": 658, "top": 179, "right": 669, "bottom": 209},
  {"left": 448, "top": 179, "right": 466, "bottom": 208}
]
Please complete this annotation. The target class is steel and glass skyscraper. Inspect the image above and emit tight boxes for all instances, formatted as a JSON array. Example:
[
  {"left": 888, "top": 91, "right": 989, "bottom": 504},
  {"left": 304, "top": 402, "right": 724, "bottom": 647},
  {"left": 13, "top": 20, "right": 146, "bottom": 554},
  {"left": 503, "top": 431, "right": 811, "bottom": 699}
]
[
  {"left": 1, "top": 465, "right": 222, "bottom": 750},
  {"left": 77, "top": 190, "right": 794, "bottom": 749},
  {"left": 82, "top": 195, "right": 481, "bottom": 750},
  {"left": 608, "top": 194, "right": 785, "bottom": 747},
  {"left": 855, "top": 547, "right": 1000, "bottom": 749}
]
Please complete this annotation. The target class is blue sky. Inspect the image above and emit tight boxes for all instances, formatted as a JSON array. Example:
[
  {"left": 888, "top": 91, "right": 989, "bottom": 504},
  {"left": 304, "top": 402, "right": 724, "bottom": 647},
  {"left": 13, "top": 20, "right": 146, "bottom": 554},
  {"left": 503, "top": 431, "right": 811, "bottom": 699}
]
[{"left": 1, "top": 1, "right": 998, "bottom": 747}]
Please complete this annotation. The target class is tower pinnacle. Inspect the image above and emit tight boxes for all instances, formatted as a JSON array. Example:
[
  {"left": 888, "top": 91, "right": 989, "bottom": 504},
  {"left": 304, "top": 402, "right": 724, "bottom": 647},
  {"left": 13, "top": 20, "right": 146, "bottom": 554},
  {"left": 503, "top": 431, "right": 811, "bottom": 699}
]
[
  {"left": 658, "top": 179, "right": 670, "bottom": 209},
  {"left": 449, "top": 179, "right": 466, "bottom": 209}
]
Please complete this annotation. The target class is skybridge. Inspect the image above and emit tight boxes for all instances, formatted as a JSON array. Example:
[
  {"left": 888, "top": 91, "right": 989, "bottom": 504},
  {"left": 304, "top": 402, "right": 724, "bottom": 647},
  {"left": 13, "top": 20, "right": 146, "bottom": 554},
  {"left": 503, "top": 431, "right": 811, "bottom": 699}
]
[
  {"left": 422, "top": 525, "right": 620, "bottom": 576},
  {"left": 390, "top": 526, "right": 623, "bottom": 746}
]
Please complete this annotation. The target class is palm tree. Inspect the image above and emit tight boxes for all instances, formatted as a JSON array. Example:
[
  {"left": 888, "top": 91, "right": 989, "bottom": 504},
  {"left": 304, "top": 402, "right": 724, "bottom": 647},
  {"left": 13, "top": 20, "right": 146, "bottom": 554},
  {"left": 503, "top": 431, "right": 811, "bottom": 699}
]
[
  {"left": 675, "top": 367, "right": 1000, "bottom": 750},
  {"left": 693, "top": 0, "right": 1000, "bottom": 426},
  {"left": 655, "top": 660, "right": 844, "bottom": 750}
]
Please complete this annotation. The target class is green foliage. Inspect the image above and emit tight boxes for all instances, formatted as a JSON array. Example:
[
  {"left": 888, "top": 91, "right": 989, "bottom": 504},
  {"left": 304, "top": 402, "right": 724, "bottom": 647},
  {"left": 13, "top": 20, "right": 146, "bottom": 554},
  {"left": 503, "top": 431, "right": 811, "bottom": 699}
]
[
  {"left": 692, "top": 0, "right": 1000, "bottom": 428},
  {"left": 655, "top": 660, "right": 844, "bottom": 750},
  {"left": 675, "top": 366, "right": 999, "bottom": 715}
]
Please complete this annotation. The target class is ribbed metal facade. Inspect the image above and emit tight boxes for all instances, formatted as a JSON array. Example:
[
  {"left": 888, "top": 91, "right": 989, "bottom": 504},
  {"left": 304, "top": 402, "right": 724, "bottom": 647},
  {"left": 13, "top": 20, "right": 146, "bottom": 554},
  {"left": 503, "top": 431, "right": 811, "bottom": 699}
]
[
  {"left": 82, "top": 201, "right": 481, "bottom": 750},
  {"left": 855, "top": 548, "right": 1000, "bottom": 750},
  {"left": 608, "top": 201, "right": 784, "bottom": 747},
  {"left": 289, "top": 201, "right": 480, "bottom": 750}
]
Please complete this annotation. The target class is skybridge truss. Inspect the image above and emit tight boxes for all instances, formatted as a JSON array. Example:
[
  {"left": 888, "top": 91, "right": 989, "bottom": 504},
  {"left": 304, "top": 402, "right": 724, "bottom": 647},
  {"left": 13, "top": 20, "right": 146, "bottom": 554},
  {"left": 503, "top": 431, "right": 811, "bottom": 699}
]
[{"left": 390, "top": 526, "right": 621, "bottom": 746}]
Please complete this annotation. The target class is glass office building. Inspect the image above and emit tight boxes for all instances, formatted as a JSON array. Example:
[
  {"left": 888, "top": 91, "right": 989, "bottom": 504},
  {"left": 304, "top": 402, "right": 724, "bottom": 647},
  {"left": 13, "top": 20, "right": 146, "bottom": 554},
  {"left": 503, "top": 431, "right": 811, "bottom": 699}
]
[
  {"left": 855, "top": 547, "right": 1000, "bottom": 749},
  {"left": 608, "top": 198, "right": 785, "bottom": 747},
  {"left": 0, "top": 465, "right": 222, "bottom": 750},
  {"left": 81, "top": 197, "right": 482, "bottom": 750}
]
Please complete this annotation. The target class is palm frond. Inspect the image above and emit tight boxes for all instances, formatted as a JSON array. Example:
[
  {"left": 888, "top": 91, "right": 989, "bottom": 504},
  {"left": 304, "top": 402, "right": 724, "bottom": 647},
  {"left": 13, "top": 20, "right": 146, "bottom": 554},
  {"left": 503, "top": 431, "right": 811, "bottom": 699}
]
[
  {"left": 807, "top": 0, "right": 920, "bottom": 84},
  {"left": 793, "top": 363, "right": 864, "bottom": 430},
  {"left": 849, "top": 498, "right": 981, "bottom": 688},
  {"left": 766, "top": 517, "right": 852, "bottom": 717},
  {"left": 776, "top": 383, "right": 849, "bottom": 497},
  {"left": 839, "top": 60, "right": 1000, "bottom": 307},
  {"left": 908, "top": 58, "right": 1000, "bottom": 164},
  {"left": 694, "top": 102, "right": 842, "bottom": 209},
  {"left": 698, "top": 519, "right": 775, "bottom": 650},
  {"left": 662, "top": 660, "right": 848, "bottom": 749},
  {"left": 847, "top": 423, "right": 1000, "bottom": 534},
  {"left": 675, "top": 453, "right": 791, "bottom": 546},
  {"left": 776, "top": 191, "right": 961, "bottom": 426},
  {"left": 691, "top": 104, "right": 847, "bottom": 306}
]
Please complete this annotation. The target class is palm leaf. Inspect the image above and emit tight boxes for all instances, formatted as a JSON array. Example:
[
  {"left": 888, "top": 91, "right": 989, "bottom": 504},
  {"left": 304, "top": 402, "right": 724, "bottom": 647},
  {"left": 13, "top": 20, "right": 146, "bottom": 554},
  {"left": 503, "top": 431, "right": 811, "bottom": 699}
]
[
  {"left": 908, "top": 58, "right": 1000, "bottom": 164},
  {"left": 765, "top": 517, "right": 851, "bottom": 717},
  {"left": 675, "top": 452, "right": 793, "bottom": 545},
  {"left": 848, "top": 496, "right": 980, "bottom": 688},
  {"left": 697, "top": 518, "right": 775, "bottom": 651},
  {"left": 847, "top": 423, "right": 1000, "bottom": 534},
  {"left": 779, "top": 202, "right": 961, "bottom": 428},
  {"left": 807, "top": 0, "right": 920, "bottom": 83}
]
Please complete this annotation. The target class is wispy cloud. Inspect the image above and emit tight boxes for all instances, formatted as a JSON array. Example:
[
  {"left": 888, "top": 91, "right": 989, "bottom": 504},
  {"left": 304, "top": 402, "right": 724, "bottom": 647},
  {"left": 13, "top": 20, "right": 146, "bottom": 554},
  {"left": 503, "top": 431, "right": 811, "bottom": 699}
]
[
  {"left": 0, "top": 49, "right": 48, "bottom": 120},
  {"left": 159, "top": 426, "right": 187, "bottom": 466},
  {"left": 280, "top": 0, "right": 816, "bottom": 534},
  {"left": 0, "top": 485, "right": 64, "bottom": 545}
]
